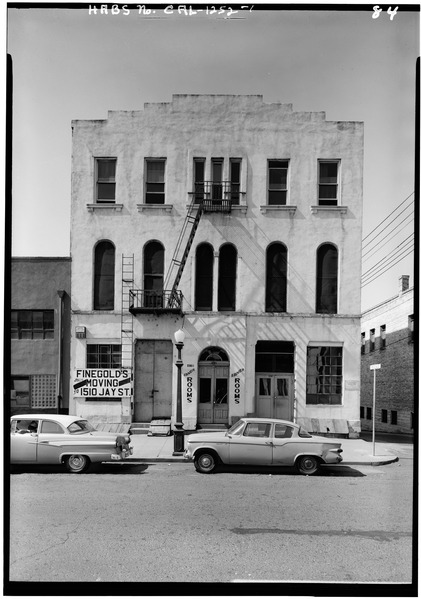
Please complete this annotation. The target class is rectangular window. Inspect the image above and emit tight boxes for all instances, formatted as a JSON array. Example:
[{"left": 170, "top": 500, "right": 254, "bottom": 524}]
[
  {"left": 211, "top": 158, "right": 223, "bottom": 200},
  {"left": 96, "top": 158, "right": 116, "bottom": 203},
  {"left": 370, "top": 328, "right": 375, "bottom": 352},
  {"left": 360, "top": 406, "right": 365, "bottom": 419},
  {"left": 380, "top": 325, "right": 386, "bottom": 349},
  {"left": 366, "top": 407, "right": 372, "bottom": 420},
  {"left": 408, "top": 314, "right": 414, "bottom": 343},
  {"left": 268, "top": 160, "right": 288, "bottom": 205},
  {"left": 361, "top": 332, "right": 366, "bottom": 355},
  {"left": 11, "top": 310, "right": 54, "bottom": 340},
  {"left": 318, "top": 160, "right": 339, "bottom": 206},
  {"left": 306, "top": 346, "right": 343, "bottom": 405},
  {"left": 145, "top": 159, "right": 165, "bottom": 204},
  {"left": 381, "top": 409, "right": 388, "bottom": 423},
  {"left": 86, "top": 344, "right": 122, "bottom": 369},
  {"left": 391, "top": 410, "right": 398, "bottom": 425},
  {"left": 229, "top": 158, "right": 241, "bottom": 205},
  {"left": 11, "top": 376, "right": 30, "bottom": 408},
  {"left": 193, "top": 158, "right": 205, "bottom": 203}
]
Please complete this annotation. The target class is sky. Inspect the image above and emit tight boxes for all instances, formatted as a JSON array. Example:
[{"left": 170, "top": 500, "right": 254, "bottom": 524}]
[{"left": 6, "top": 2, "right": 419, "bottom": 311}]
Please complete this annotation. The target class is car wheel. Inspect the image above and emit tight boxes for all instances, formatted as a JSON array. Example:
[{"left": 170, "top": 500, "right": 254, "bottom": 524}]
[
  {"left": 65, "top": 454, "right": 90, "bottom": 473},
  {"left": 296, "top": 455, "right": 319, "bottom": 475},
  {"left": 194, "top": 451, "right": 218, "bottom": 474}
]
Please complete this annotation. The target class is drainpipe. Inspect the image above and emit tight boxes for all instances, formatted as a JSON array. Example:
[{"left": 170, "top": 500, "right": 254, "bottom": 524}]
[{"left": 57, "top": 290, "right": 65, "bottom": 414}]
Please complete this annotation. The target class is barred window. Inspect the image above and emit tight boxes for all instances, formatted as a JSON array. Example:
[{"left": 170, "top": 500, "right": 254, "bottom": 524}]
[
  {"left": 87, "top": 344, "right": 122, "bottom": 369},
  {"left": 11, "top": 310, "right": 54, "bottom": 340},
  {"left": 306, "top": 346, "right": 343, "bottom": 405}
]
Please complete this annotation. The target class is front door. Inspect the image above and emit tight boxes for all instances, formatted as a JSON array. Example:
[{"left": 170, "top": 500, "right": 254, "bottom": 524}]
[
  {"left": 256, "top": 374, "right": 293, "bottom": 420},
  {"left": 198, "top": 364, "right": 229, "bottom": 424},
  {"left": 134, "top": 340, "right": 172, "bottom": 422}
]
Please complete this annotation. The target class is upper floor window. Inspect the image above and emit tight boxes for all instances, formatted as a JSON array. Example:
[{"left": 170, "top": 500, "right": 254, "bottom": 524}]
[
  {"left": 193, "top": 158, "right": 242, "bottom": 206},
  {"left": 306, "top": 345, "right": 343, "bottom": 405},
  {"left": 318, "top": 160, "right": 340, "bottom": 206},
  {"left": 268, "top": 160, "right": 288, "bottom": 205},
  {"left": 95, "top": 158, "right": 116, "bottom": 203},
  {"left": 316, "top": 243, "right": 338, "bottom": 314},
  {"left": 361, "top": 332, "right": 366, "bottom": 355},
  {"left": 145, "top": 159, "right": 165, "bottom": 204},
  {"left": 195, "top": 243, "right": 214, "bottom": 311},
  {"left": 87, "top": 344, "right": 122, "bottom": 368},
  {"left": 408, "top": 314, "right": 414, "bottom": 343},
  {"left": 143, "top": 241, "right": 165, "bottom": 307},
  {"left": 11, "top": 310, "right": 54, "bottom": 339},
  {"left": 370, "top": 328, "right": 375, "bottom": 352},
  {"left": 94, "top": 241, "right": 115, "bottom": 310},
  {"left": 380, "top": 324, "right": 386, "bottom": 349},
  {"left": 229, "top": 159, "right": 241, "bottom": 205},
  {"left": 211, "top": 158, "right": 223, "bottom": 200},
  {"left": 193, "top": 158, "right": 205, "bottom": 203},
  {"left": 266, "top": 243, "right": 287, "bottom": 312},
  {"left": 218, "top": 243, "right": 237, "bottom": 311}
]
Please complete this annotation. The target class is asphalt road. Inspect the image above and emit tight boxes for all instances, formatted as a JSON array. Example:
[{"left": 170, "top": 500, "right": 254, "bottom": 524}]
[{"left": 7, "top": 442, "right": 414, "bottom": 590}]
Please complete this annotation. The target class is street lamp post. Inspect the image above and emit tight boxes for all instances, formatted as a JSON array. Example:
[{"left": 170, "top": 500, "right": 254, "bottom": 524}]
[{"left": 173, "top": 328, "right": 185, "bottom": 455}]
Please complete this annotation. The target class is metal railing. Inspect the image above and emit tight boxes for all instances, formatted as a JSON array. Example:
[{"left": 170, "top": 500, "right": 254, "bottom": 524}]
[
  {"left": 129, "top": 289, "right": 183, "bottom": 311},
  {"left": 192, "top": 181, "right": 240, "bottom": 211}
]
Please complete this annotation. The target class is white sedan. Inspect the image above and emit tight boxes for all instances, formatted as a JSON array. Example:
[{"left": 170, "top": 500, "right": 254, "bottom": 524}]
[
  {"left": 10, "top": 414, "right": 133, "bottom": 473},
  {"left": 185, "top": 418, "right": 343, "bottom": 475}
]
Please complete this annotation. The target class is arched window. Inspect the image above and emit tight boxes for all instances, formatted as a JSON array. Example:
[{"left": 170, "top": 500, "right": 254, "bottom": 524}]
[
  {"left": 94, "top": 241, "right": 115, "bottom": 310},
  {"left": 218, "top": 243, "right": 237, "bottom": 311},
  {"left": 265, "top": 243, "right": 287, "bottom": 312},
  {"left": 195, "top": 243, "right": 214, "bottom": 311},
  {"left": 143, "top": 241, "right": 164, "bottom": 307},
  {"left": 316, "top": 243, "right": 338, "bottom": 314}
]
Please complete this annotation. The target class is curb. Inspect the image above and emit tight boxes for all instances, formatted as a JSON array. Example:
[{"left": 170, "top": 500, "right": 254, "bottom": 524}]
[{"left": 123, "top": 456, "right": 399, "bottom": 466}]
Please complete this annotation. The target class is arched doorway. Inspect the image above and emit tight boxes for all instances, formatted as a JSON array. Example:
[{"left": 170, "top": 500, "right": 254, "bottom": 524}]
[{"left": 198, "top": 347, "right": 229, "bottom": 425}]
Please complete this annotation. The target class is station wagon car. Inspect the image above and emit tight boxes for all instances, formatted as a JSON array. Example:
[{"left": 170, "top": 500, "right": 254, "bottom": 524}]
[
  {"left": 185, "top": 418, "right": 343, "bottom": 475},
  {"left": 10, "top": 414, "right": 133, "bottom": 473}
]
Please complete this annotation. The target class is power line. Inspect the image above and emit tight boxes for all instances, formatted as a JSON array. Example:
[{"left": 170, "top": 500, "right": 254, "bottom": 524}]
[
  {"left": 362, "top": 192, "right": 414, "bottom": 243},
  {"left": 362, "top": 202, "right": 414, "bottom": 251},
  {"left": 361, "top": 246, "right": 414, "bottom": 288},
  {"left": 362, "top": 244, "right": 414, "bottom": 285},
  {"left": 362, "top": 213, "right": 414, "bottom": 261},
  {"left": 362, "top": 234, "right": 414, "bottom": 279}
]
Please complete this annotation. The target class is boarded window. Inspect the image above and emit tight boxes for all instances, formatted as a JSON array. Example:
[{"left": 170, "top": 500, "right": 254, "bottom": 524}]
[
  {"left": 218, "top": 244, "right": 237, "bottom": 311},
  {"left": 94, "top": 241, "right": 115, "bottom": 310},
  {"left": 266, "top": 243, "right": 287, "bottom": 312},
  {"left": 316, "top": 244, "right": 338, "bottom": 314}
]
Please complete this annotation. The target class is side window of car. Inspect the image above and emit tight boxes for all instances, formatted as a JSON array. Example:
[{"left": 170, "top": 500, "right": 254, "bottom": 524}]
[
  {"left": 274, "top": 424, "right": 293, "bottom": 438},
  {"left": 40, "top": 421, "right": 64, "bottom": 434},
  {"left": 243, "top": 423, "right": 271, "bottom": 437},
  {"left": 14, "top": 419, "right": 39, "bottom": 433}
]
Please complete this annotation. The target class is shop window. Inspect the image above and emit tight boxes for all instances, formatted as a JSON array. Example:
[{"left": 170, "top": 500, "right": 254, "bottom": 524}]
[
  {"left": 267, "top": 160, "right": 288, "bottom": 205},
  {"left": 266, "top": 243, "right": 287, "bottom": 312},
  {"left": 11, "top": 310, "right": 54, "bottom": 340},
  {"left": 391, "top": 410, "right": 398, "bottom": 425},
  {"left": 318, "top": 160, "right": 339, "bottom": 206},
  {"left": 370, "top": 329, "right": 375, "bottom": 352},
  {"left": 87, "top": 344, "right": 122, "bottom": 368},
  {"left": 195, "top": 243, "right": 214, "bottom": 310},
  {"left": 143, "top": 241, "right": 164, "bottom": 307},
  {"left": 94, "top": 241, "right": 115, "bottom": 310},
  {"left": 218, "top": 243, "right": 237, "bottom": 311},
  {"left": 381, "top": 409, "right": 388, "bottom": 423},
  {"left": 95, "top": 158, "right": 116, "bottom": 203},
  {"left": 306, "top": 346, "right": 342, "bottom": 405},
  {"left": 316, "top": 244, "right": 338, "bottom": 314},
  {"left": 380, "top": 325, "right": 386, "bottom": 349},
  {"left": 145, "top": 159, "right": 166, "bottom": 204}
]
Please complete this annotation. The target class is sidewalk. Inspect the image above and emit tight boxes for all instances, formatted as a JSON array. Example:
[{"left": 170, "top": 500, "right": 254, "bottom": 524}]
[{"left": 126, "top": 432, "right": 400, "bottom": 466}]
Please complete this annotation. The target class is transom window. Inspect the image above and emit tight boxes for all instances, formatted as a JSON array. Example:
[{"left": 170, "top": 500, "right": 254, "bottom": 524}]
[
  {"left": 145, "top": 159, "right": 166, "bottom": 204},
  {"left": 96, "top": 158, "right": 116, "bottom": 203},
  {"left": 86, "top": 344, "right": 122, "bottom": 368},
  {"left": 306, "top": 346, "right": 343, "bottom": 405},
  {"left": 318, "top": 160, "right": 339, "bottom": 206},
  {"left": 11, "top": 310, "right": 54, "bottom": 339},
  {"left": 268, "top": 160, "right": 288, "bottom": 205}
]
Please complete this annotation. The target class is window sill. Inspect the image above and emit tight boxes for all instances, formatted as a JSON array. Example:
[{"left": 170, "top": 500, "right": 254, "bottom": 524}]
[
  {"left": 137, "top": 204, "right": 173, "bottom": 212},
  {"left": 260, "top": 205, "right": 297, "bottom": 215},
  {"left": 311, "top": 205, "right": 348, "bottom": 214},
  {"left": 87, "top": 203, "right": 123, "bottom": 212}
]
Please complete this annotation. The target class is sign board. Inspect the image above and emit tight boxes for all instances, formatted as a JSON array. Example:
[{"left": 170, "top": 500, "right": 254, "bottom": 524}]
[
  {"left": 73, "top": 369, "right": 132, "bottom": 399},
  {"left": 370, "top": 364, "right": 381, "bottom": 370}
]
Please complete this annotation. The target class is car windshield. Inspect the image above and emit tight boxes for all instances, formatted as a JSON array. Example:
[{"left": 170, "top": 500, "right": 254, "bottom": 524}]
[
  {"left": 67, "top": 420, "right": 96, "bottom": 434},
  {"left": 298, "top": 427, "right": 312, "bottom": 438},
  {"left": 227, "top": 420, "right": 246, "bottom": 436}
]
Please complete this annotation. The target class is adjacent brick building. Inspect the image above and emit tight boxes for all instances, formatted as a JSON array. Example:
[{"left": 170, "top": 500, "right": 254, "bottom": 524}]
[
  {"left": 361, "top": 275, "right": 414, "bottom": 435},
  {"left": 70, "top": 94, "right": 364, "bottom": 436},
  {"left": 10, "top": 257, "right": 71, "bottom": 415}
]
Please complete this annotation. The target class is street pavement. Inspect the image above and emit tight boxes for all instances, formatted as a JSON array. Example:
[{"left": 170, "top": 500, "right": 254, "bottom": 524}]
[{"left": 126, "top": 430, "right": 403, "bottom": 465}]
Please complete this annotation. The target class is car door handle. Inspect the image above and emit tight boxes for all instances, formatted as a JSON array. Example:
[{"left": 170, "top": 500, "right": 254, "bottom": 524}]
[{"left": 265, "top": 441, "right": 274, "bottom": 446}]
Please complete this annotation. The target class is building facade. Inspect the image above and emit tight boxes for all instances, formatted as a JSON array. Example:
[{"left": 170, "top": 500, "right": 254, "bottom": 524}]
[
  {"left": 361, "top": 275, "right": 414, "bottom": 435},
  {"left": 70, "top": 94, "right": 363, "bottom": 436},
  {"left": 10, "top": 257, "right": 71, "bottom": 416}
]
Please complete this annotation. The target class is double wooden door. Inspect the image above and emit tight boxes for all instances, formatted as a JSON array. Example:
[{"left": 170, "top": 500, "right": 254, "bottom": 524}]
[{"left": 256, "top": 374, "right": 293, "bottom": 420}]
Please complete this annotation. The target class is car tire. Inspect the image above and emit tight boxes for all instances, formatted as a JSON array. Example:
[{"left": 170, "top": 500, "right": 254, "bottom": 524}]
[
  {"left": 194, "top": 451, "right": 218, "bottom": 474},
  {"left": 65, "top": 454, "right": 90, "bottom": 473},
  {"left": 296, "top": 455, "right": 320, "bottom": 475}
]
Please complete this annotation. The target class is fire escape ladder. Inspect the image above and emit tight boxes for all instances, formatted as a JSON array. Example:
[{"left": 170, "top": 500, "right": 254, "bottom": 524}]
[
  {"left": 121, "top": 254, "right": 134, "bottom": 372},
  {"left": 165, "top": 202, "right": 204, "bottom": 307}
]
